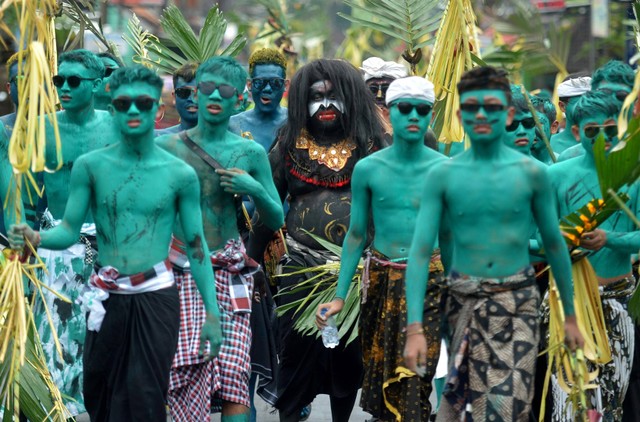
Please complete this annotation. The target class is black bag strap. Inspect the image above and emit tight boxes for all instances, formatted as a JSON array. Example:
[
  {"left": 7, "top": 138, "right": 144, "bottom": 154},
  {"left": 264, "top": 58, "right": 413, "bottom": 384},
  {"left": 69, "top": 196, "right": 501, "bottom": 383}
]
[{"left": 179, "top": 130, "right": 225, "bottom": 171}]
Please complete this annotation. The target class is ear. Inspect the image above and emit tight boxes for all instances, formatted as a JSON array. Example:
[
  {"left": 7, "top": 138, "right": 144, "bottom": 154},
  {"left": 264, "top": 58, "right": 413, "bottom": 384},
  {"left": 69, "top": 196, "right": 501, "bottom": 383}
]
[
  {"left": 247, "top": 79, "right": 252, "bottom": 91},
  {"left": 284, "top": 79, "right": 290, "bottom": 92},
  {"left": 558, "top": 101, "right": 566, "bottom": 113},
  {"left": 91, "top": 77, "right": 101, "bottom": 93},
  {"left": 171, "top": 90, "right": 176, "bottom": 107},
  {"left": 5, "top": 82, "right": 10, "bottom": 94},
  {"left": 633, "top": 97, "right": 640, "bottom": 118},
  {"left": 107, "top": 104, "right": 115, "bottom": 115},
  {"left": 506, "top": 106, "right": 515, "bottom": 125},
  {"left": 571, "top": 124, "right": 580, "bottom": 141},
  {"left": 550, "top": 120, "right": 560, "bottom": 134},
  {"left": 456, "top": 108, "right": 462, "bottom": 123}
]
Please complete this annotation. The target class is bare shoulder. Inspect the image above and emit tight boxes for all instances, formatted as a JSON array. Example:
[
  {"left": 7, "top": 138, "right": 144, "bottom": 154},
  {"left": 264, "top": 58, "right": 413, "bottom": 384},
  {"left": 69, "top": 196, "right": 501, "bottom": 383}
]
[{"left": 155, "top": 131, "right": 182, "bottom": 151}]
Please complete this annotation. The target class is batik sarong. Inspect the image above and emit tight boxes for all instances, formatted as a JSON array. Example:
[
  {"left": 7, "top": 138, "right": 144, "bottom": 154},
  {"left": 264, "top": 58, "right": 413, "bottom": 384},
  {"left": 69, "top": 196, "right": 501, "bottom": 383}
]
[
  {"left": 168, "top": 238, "right": 258, "bottom": 421},
  {"left": 359, "top": 248, "right": 444, "bottom": 421},
  {"left": 437, "top": 266, "right": 540, "bottom": 422},
  {"left": 274, "top": 235, "right": 364, "bottom": 416},
  {"left": 33, "top": 210, "right": 96, "bottom": 416},
  {"left": 83, "top": 260, "right": 180, "bottom": 422},
  {"left": 549, "top": 277, "right": 635, "bottom": 422}
]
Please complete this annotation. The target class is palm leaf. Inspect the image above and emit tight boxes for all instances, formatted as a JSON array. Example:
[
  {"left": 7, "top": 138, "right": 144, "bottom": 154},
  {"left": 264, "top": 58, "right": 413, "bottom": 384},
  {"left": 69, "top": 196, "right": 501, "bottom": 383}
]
[
  {"left": 428, "top": 0, "right": 479, "bottom": 143},
  {"left": 338, "top": 0, "right": 443, "bottom": 73}
]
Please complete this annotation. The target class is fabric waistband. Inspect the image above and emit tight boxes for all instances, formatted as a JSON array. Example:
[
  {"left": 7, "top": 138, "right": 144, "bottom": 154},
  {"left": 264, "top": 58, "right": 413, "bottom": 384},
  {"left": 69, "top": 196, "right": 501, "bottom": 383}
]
[
  {"left": 600, "top": 276, "right": 636, "bottom": 300},
  {"left": 90, "top": 259, "right": 174, "bottom": 294},
  {"left": 447, "top": 266, "right": 536, "bottom": 296}
]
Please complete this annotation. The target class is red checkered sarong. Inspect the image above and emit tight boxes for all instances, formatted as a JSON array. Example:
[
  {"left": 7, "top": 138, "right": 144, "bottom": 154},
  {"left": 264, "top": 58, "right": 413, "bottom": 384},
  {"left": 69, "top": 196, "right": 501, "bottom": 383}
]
[{"left": 168, "top": 239, "right": 254, "bottom": 419}]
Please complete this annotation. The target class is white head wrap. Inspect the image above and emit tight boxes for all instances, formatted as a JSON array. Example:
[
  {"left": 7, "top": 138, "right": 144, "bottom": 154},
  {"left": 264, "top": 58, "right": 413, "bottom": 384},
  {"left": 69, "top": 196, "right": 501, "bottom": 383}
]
[
  {"left": 361, "top": 57, "right": 408, "bottom": 82},
  {"left": 557, "top": 76, "right": 591, "bottom": 97},
  {"left": 385, "top": 76, "right": 436, "bottom": 106}
]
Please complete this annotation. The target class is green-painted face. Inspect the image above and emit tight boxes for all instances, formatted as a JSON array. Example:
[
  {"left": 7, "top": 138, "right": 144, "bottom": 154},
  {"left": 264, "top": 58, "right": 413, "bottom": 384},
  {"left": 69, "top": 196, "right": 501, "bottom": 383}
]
[
  {"left": 389, "top": 98, "right": 433, "bottom": 143},
  {"left": 196, "top": 73, "right": 240, "bottom": 125},
  {"left": 459, "top": 89, "right": 511, "bottom": 144},
  {"left": 576, "top": 111, "right": 619, "bottom": 158},
  {"left": 109, "top": 82, "right": 160, "bottom": 138},
  {"left": 531, "top": 111, "right": 551, "bottom": 154},
  {"left": 56, "top": 61, "right": 100, "bottom": 111},
  {"left": 504, "top": 110, "right": 535, "bottom": 154}
]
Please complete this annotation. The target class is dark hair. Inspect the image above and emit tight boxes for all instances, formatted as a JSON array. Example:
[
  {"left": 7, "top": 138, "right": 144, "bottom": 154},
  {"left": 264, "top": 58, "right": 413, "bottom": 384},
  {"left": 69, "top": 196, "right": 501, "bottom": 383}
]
[
  {"left": 457, "top": 66, "right": 511, "bottom": 104},
  {"left": 510, "top": 84, "right": 530, "bottom": 113},
  {"left": 59, "top": 49, "right": 105, "bottom": 78},
  {"left": 531, "top": 95, "right": 557, "bottom": 123},
  {"left": 97, "top": 51, "right": 125, "bottom": 68},
  {"left": 591, "top": 60, "right": 634, "bottom": 90},
  {"left": 173, "top": 61, "right": 199, "bottom": 88},
  {"left": 249, "top": 48, "right": 287, "bottom": 75},
  {"left": 278, "top": 59, "right": 384, "bottom": 154},
  {"left": 109, "top": 65, "right": 163, "bottom": 95},
  {"left": 196, "top": 56, "right": 247, "bottom": 92},
  {"left": 568, "top": 89, "right": 620, "bottom": 124}
]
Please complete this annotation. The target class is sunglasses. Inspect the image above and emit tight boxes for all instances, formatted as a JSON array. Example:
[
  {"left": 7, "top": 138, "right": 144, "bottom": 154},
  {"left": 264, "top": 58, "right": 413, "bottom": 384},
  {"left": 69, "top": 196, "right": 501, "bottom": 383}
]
[
  {"left": 459, "top": 103, "right": 507, "bottom": 113},
  {"left": 52, "top": 75, "right": 96, "bottom": 88},
  {"left": 583, "top": 124, "right": 617, "bottom": 139},
  {"left": 394, "top": 102, "right": 432, "bottom": 116},
  {"left": 600, "top": 88, "right": 630, "bottom": 103},
  {"left": 175, "top": 86, "right": 196, "bottom": 99},
  {"left": 197, "top": 81, "right": 237, "bottom": 98},
  {"left": 368, "top": 83, "right": 390, "bottom": 96},
  {"left": 252, "top": 77, "right": 285, "bottom": 91},
  {"left": 111, "top": 96, "right": 157, "bottom": 112},
  {"left": 506, "top": 117, "right": 536, "bottom": 132},
  {"left": 104, "top": 67, "right": 118, "bottom": 77}
]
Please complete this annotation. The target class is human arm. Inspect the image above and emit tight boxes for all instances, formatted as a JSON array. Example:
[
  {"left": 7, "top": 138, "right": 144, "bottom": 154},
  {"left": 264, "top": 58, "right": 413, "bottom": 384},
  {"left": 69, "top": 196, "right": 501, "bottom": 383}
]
[
  {"left": 316, "top": 161, "right": 371, "bottom": 328},
  {"left": 9, "top": 156, "right": 91, "bottom": 250},
  {"left": 178, "top": 168, "right": 222, "bottom": 358},
  {"left": 0, "top": 126, "right": 21, "bottom": 230},
  {"left": 531, "top": 165, "right": 582, "bottom": 349},
  {"left": 403, "top": 166, "right": 445, "bottom": 372}
]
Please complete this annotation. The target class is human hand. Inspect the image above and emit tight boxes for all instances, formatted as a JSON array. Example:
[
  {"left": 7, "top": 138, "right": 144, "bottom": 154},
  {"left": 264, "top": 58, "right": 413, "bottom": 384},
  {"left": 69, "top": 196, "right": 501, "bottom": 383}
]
[
  {"left": 403, "top": 328, "right": 428, "bottom": 377},
  {"left": 315, "top": 299, "right": 344, "bottom": 330},
  {"left": 580, "top": 229, "right": 606, "bottom": 251},
  {"left": 199, "top": 312, "right": 223, "bottom": 361},
  {"left": 564, "top": 315, "right": 584, "bottom": 351},
  {"left": 8, "top": 224, "right": 39, "bottom": 250},
  {"left": 216, "top": 168, "right": 259, "bottom": 196}
]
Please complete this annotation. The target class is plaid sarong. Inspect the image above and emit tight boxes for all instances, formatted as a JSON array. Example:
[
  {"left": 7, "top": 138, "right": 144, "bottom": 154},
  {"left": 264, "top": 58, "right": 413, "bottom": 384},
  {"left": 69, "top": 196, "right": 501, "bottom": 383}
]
[
  {"left": 437, "top": 267, "right": 540, "bottom": 422},
  {"left": 168, "top": 238, "right": 255, "bottom": 420}
]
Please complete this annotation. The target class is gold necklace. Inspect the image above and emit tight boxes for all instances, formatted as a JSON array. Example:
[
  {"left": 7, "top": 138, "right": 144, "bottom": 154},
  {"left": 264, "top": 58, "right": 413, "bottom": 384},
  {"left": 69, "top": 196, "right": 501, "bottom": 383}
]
[{"left": 295, "top": 129, "right": 356, "bottom": 172}]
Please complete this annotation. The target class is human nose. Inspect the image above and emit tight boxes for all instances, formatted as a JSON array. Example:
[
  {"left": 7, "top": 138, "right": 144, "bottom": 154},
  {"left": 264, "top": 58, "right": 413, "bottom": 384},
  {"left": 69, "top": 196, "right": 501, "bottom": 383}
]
[{"left": 475, "top": 106, "right": 487, "bottom": 119}]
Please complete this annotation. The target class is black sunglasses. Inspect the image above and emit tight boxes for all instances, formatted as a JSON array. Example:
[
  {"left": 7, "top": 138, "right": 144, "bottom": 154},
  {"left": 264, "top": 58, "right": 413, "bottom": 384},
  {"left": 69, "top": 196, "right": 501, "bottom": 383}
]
[
  {"left": 175, "top": 87, "right": 196, "bottom": 99},
  {"left": 601, "top": 88, "right": 630, "bottom": 103},
  {"left": 368, "top": 83, "right": 390, "bottom": 96},
  {"left": 104, "top": 67, "right": 117, "bottom": 77},
  {"left": 506, "top": 117, "right": 536, "bottom": 132},
  {"left": 197, "top": 81, "right": 237, "bottom": 99},
  {"left": 252, "top": 77, "right": 285, "bottom": 91},
  {"left": 394, "top": 102, "right": 432, "bottom": 116},
  {"left": 111, "top": 96, "right": 157, "bottom": 112},
  {"left": 584, "top": 124, "right": 617, "bottom": 139},
  {"left": 52, "top": 75, "right": 96, "bottom": 88},
  {"left": 459, "top": 103, "right": 507, "bottom": 113}
]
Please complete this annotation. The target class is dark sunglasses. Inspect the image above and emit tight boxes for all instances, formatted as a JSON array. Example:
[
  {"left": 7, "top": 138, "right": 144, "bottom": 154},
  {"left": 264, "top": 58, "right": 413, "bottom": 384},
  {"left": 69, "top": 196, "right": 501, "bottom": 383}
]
[
  {"left": 368, "top": 83, "right": 390, "bottom": 96},
  {"left": 394, "top": 102, "right": 432, "bottom": 116},
  {"left": 52, "top": 75, "right": 96, "bottom": 88},
  {"left": 584, "top": 124, "right": 618, "bottom": 139},
  {"left": 104, "top": 67, "right": 117, "bottom": 77},
  {"left": 459, "top": 103, "right": 507, "bottom": 113},
  {"left": 506, "top": 117, "right": 536, "bottom": 132},
  {"left": 175, "top": 87, "right": 196, "bottom": 99},
  {"left": 601, "top": 88, "right": 630, "bottom": 103},
  {"left": 197, "top": 81, "right": 237, "bottom": 98},
  {"left": 111, "top": 96, "right": 157, "bottom": 112},
  {"left": 252, "top": 77, "right": 285, "bottom": 91}
]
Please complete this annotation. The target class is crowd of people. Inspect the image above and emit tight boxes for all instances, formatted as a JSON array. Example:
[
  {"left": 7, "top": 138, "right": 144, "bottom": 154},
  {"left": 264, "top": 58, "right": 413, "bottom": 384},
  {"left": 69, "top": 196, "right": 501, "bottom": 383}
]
[{"left": 1, "top": 45, "right": 639, "bottom": 422}]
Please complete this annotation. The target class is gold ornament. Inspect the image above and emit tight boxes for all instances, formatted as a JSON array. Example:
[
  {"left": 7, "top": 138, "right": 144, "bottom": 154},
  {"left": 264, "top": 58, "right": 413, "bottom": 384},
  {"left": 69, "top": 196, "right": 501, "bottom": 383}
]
[{"left": 295, "top": 129, "right": 356, "bottom": 172}]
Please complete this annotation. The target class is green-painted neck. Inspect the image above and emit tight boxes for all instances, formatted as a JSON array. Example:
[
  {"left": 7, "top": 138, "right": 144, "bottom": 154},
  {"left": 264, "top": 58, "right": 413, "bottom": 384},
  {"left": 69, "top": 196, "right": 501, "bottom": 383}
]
[{"left": 63, "top": 104, "right": 96, "bottom": 126}]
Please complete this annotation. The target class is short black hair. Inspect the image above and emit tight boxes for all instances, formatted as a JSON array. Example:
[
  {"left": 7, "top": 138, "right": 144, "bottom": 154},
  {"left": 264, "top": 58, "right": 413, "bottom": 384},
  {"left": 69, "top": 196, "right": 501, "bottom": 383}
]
[
  {"left": 59, "top": 49, "right": 105, "bottom": 78},
  {"left": 173, "top": 62, "right": 199, "bottom": 88},
  {"left": 97, "top": 51, "right": 125, "bottom": 68},
  {"left": 109, "top": 65, "right": 163, "bottom": 96},
  {"left": 457, "top": 66, "right": 511, "bottom": 104}
]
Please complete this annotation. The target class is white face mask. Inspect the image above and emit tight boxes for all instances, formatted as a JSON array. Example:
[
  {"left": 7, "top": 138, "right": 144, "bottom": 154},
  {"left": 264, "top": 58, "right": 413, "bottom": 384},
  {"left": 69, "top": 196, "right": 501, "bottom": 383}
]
[{"left": 308, "top": 80, "right": 345, "bottom": 117}]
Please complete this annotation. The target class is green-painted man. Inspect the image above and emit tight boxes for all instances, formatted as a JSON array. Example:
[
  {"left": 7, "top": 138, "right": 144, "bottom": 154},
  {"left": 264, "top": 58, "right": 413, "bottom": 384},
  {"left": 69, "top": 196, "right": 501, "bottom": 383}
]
[{"left": 403, "top": 66, "right": 582, "bottom": 421}]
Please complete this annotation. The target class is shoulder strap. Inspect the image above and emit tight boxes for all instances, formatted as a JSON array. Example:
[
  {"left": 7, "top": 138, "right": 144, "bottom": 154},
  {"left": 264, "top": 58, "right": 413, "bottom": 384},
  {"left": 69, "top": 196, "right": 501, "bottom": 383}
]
[{"left": 179, "top": 130, "right": 225, "bottom": 171}]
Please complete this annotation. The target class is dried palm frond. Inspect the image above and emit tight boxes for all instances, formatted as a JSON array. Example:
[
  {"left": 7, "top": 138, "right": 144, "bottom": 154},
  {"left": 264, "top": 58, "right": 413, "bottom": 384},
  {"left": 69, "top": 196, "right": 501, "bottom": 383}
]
[
  {"left": 275, "top": 233, "right": 362, "bottom": 346},
  {"left": 0, "top": 0, "right": 69, "bottom": 418},
  {"left": 427, "top": 0, "right": 479, "bottom": 144},
  {"left": 124, "top": 4, "right": 246, "bottom": 74},
  {"left": 338, "top": 0, "right": 443, "bottom": 74},
  {"left": 58, "top": 0, "right": 115, "bottom": 54}
]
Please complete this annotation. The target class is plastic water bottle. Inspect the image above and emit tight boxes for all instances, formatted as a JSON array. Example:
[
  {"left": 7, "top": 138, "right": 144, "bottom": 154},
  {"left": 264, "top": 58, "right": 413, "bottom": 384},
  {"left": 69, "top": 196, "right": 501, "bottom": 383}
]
[{"left": 320, "top": 308, "right": 340, "bottom": 348}]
